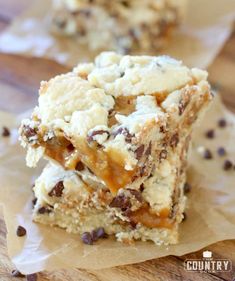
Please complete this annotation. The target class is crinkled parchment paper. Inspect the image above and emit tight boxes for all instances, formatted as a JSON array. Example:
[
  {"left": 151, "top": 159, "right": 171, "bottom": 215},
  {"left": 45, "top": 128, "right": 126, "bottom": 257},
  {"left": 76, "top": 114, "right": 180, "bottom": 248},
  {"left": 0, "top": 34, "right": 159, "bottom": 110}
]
[
  {"left": 0, "top": 95, "right": 235, "bottom": 274},
  {"left": 0, "top": 0, "right": 234, "bottom": 68}
]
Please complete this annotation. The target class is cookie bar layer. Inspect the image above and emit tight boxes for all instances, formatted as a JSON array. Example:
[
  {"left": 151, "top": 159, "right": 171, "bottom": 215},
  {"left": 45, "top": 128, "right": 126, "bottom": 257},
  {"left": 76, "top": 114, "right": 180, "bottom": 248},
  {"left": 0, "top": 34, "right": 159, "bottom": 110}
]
[
  {"left": 20, "top": 52, "right": 212, "bottom": 194},
  {"left": 32, "top": 131, "right": 188, "bottom": 245},
  {"left": 51, "top": 0, "right": 187, "bottom": 53}
]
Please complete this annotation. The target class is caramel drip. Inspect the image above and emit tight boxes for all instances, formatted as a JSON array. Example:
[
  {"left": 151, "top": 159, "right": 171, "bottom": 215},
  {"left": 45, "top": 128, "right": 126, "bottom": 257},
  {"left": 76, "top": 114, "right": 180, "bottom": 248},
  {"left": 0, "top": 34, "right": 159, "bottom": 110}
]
[
  {"left": 129, "top": 206, "right": 174, "bottom": 229},
  {"left": 72, "top": 139, "right": 136, "bottom": 194}
]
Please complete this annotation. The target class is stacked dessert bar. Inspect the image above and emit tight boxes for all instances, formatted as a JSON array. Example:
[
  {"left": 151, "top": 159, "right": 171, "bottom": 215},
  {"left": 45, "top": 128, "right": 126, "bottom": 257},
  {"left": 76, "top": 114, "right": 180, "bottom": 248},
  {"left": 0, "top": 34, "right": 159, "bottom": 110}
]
[
  {"left": 51, "top": 0, "right": 187, "bottom": 53},
  {"left": 19, "top": 52, "right": 212, "bottom": 245}
]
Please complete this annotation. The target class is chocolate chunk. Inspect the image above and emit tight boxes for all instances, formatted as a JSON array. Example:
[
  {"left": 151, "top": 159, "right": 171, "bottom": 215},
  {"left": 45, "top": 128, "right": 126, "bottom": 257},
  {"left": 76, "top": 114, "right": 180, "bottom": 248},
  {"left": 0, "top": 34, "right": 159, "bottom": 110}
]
[
  {"left": 16, "top": 226, "right": 26, "bottom": 237},
  {"left": 217, "top": 147, "right": 226, "bottom": 156},
  {"left": 218, "top": 118, "right": 227, "bottom": 128},
  {"left": 48, "top": 181, "right": 64, "bottom": 197},
  {"left": 223, "top": 160, "right": 233, "bottom": 171},
  {"left": 109, "top": 194, "right": 131, "bottom": 211},
  {"left": 38, "top": 206, "right": 52, "bottom": 214},
  {"left": 23, "top": 125, "right": 37, "bottom": 139},
  {"left": 87, "top": 130, "right": 110, "bottom": 143},
  {"left": 145, "top": 142, "right": 152, "bottom": 156},
  {"left": 203, "top": 149, "right": 213, "bottom": 159},
  {"left": 135, "top": 145, "right": 145, "bottom": 160},
  {"left": 113, "top": 127, "right": 133, "bottom": 143},
  {"left": 2, "top": 126, "right": 10, "bottom": 137},
  {"left": 81, "top": 232, "right": 93, "bottom": 245},
  {"left": 128, "top": 189, "right": 143, "bottom": 202},
  {"left": 91, "top": 227, "right": 107, "bottom": 241},
  {"left": 11, "top": 270, "right": 25, "bottom": 277},
  {"left": 170, "top": 133, "right": 179, "bottom": 147},
  {"left": 67, "top": 143, "right": 75, "bottom": 152},
  {"left": 183, "top": 183, "right": 191, "bottom": 194},
  {"left": 159, "top": 149, "right": 167, "bottom": 160},
  {"left": 140, "top": 183, "right": 144, "bottom": 192},
  {"left": 75, "top": 161, "right": 85, "bottom": 171},
  {"left": 205, "top": 129, "right": 215, "bottom": 139},
  {"left": 26, "top": 274, "right": 37, "bottom": 281}
]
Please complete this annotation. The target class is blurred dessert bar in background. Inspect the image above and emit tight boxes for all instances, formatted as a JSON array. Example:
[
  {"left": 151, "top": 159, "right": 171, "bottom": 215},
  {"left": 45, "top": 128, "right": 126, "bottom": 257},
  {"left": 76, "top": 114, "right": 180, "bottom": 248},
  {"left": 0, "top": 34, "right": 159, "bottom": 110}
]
[
  {"left": 51, "top": 0, "right": 187, "bottom": 53},
  {"left": 19, "top": 52, "right": 212, "bottom": 244}
]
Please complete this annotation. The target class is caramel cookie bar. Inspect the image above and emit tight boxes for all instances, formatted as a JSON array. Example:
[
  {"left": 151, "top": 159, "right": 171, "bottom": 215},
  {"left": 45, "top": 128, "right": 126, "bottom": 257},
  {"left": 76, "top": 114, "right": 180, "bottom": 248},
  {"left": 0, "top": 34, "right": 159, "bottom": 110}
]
[
  {"left": 20, "top": 52, "right": 212, "bottom": 196},
  {"left": 51, "top": 0, "right": 187, "bottom": 53}
]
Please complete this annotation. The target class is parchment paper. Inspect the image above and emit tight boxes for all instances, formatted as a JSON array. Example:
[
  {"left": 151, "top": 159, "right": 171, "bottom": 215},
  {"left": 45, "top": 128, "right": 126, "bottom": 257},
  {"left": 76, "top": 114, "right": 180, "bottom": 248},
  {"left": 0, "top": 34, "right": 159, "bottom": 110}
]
[
  {"left": 0, "top": 0, "right": 234, "bottom": 68},
  {"left": 0, "top": 95, "right": 235, "bottom": 274}
]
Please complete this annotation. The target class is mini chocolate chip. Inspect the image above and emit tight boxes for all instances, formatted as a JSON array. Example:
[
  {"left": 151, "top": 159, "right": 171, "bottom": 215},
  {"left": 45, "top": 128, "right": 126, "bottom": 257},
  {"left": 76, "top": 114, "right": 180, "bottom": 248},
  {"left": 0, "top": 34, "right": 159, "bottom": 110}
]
[
  {"left": 32, "top": 198, "right": 37, "bottom": 207},
  {"left": 130, "top": 220, "right": 137, "bottom": 229},
  {"left": 48, "top": 181, "right": 64, "bottom": 197},
  {"left": 159, "top": 149, "right": 167, "bottom": 160},
  {"left": 140, "top": 183, "right": 144, "bottom": 192},
  {"left": 16, "top": 226, "right": 26, "bottom": 237},
  {"left": 75, "top": 161, "right": 85, "bottom": 171},
  {"left": 2, "top": 126, "right": 10, "bottom": 137},
  {"left": 128, "top": 189, "right": 143, "bottom": 202},
  {"left": 135, "top": 145, "right": 145, "bottom": 160},
  {"left": 26, "top": 273, "right": 37, "bottom": 281},
  {"left": 145, "top": 142, "right": 152, "bottom": 156},
  {"left": 81, "top": 232, "right": 93, "bottom": 245},
  {"left": 205, "top": 129, "right": 215, "bottom": 139},
  {"left": 38, "top": 206, "right": 52, "bottom": 214},
  {"left": 23, "top": 125, "right": 37, "bottom": 139},
  {"left": 87, "top": 130, "right": 110, "bottom": 143},
  {"left": 67, "top": 143, "right": 75, "bottom": 152},
  {"left": 182, "top": 213, "right": 187, "bottom": 221},
  {"left": 203, "top": 149, "right": 213, "bottom": 159},
  {"left": 218, "top": 118, "right": 227, "bottom": 128},
  {"left": 170, "top": 133, "right": 179, "bottom": 147},
  {"left": 109, "top": 194, "right": 131, "bottom": 211},
  {"left": 113, "top": 128, "right": 133, "bottom": 143},
  {"left": 223, "top": 160, "right": 233, "bottom": 170},
  {"left": 217, "top": 147, "right": 226, "bottom": 156},
  {"left": 183, "top": 183, "right": 191, "bottom": 194},
  {"left": 159, "top": 126, "right": 165, "bottom": 133},
  {"left": 121, "top": 0, "right": 129, "bottom": 7},
  {"left": 91, "top": 227, "right": 107, "bottom": 241},
  {"left": 11, "top": 270, "right": 25, "bottom": 277},
  {"left": 120, "top": 72, "right": 125, "bottom": 77}
]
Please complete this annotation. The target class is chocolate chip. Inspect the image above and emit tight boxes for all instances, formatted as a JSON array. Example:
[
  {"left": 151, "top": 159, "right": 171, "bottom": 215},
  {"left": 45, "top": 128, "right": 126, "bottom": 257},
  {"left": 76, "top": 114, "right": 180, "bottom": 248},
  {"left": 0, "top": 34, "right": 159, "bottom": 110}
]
[
  {"left": 32, "top": 198, "right": 37, "bottom": 207},
  {"left": 217, "top": 147, "right": 226, "bottom": 156},
  {"left": 75, "top": 161, "right": 85, "bottom": 171},
  {"left": 218, "top": 118, "right": 227, "bottom": 128},
  {"left": 38, "top": 206, "right": 52, "bottom": 214},
  {"left": 113, "top": 128, "right": 133, "bottom": 143},
  {"left": 11, "top": 270, "right": 25, "bottom": 277},
  {"left": 109, "top": 194, "right": 131, "bottom": 211},
  {"left": 128, "top": 189, "right": 143, "bottom": 202},
  {"left": 87, "top": 130, "right": 110, "bottom": 143},
  {"left": 170, "top": 133, "right": 179, "bottom": 147},
  {"left": 81, "top": 232, "right": 93, "bottom": 245},
  {"left": 203, "top": 149, "right": 213, "bottom": 159},
  {"left": 23, "top": 125, "right": 37, "bottom": 139},
  {"left": 159, "top": 149, "right": 167, "bottom": 160},
  {"left": 48, "top": 181, "right": 64, "bottom": 197},
  {"left": 140, "top": 183, "right": 144, "bottom": 192},
  {"left": 223, "top": 160, "right": 233, "bottom": 170},
  {"left": 145, "top": 142, "right": 152, "bottom": 156},
  {"left": 16, "top": 226, "right": 26, "bottom": 237},
  {"left": 2, "top": 126, "right": 10, "bottom": 137},
  {"left": 135, "top": 145, "right": 145, "bottom": 160},
  {"left": 205, "top": 129, "right": 215, "bottom": 139},
  {"left": 183, "top": 183, "right": 191, "bottom": 194},
  {"left": 91, "top": 227, "right": 107, "bottom": 241},
  {"left": 26, "top": 273, "right": 37, "bottom": 281}
]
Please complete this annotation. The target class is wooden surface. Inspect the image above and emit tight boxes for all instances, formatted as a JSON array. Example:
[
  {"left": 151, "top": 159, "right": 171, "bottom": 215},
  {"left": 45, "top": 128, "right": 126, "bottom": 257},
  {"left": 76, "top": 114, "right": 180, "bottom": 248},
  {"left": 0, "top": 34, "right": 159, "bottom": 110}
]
[{"left": 0, "top": 1, "right": 235, "bottom": 280}]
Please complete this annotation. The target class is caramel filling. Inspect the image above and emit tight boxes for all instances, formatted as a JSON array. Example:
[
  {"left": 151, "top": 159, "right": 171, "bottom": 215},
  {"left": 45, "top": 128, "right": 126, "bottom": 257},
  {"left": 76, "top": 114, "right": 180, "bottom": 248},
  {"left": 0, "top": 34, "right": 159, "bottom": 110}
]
[{"left": 129, "top": 206, "right": 174, "bottom": 229}]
